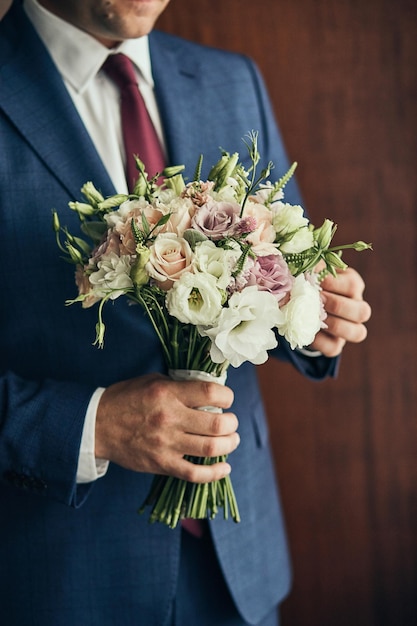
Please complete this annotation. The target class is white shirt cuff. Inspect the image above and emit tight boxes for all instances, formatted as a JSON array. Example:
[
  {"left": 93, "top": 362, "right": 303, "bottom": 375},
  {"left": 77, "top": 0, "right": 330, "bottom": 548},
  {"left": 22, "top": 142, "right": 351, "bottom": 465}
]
[{"left": 76, "top": 387, "right": 110, "bottom": 484}]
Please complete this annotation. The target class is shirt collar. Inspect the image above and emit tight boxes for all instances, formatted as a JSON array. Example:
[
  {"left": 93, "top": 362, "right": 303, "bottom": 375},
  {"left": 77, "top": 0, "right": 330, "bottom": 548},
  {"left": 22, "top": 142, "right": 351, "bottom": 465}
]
[{"left": 24, "top": 0, "right": 154, "bottom": 94}]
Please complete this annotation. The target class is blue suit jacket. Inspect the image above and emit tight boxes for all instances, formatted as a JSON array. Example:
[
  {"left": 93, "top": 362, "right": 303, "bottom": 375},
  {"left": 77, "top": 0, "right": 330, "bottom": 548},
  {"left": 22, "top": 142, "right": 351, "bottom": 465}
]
[{"left": 0, "top": 3, "right": 337, "bottom": 624}]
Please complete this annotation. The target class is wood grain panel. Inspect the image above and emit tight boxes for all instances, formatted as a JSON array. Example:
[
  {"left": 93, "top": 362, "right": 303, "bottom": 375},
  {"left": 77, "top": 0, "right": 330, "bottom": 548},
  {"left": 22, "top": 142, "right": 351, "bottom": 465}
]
[{"left": 157, "top": 1, "right": 417, "bottom": 625}]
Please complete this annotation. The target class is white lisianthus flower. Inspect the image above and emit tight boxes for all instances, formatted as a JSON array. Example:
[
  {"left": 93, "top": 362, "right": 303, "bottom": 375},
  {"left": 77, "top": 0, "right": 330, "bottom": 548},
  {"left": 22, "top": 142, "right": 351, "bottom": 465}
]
[
  {"left": 272, "top": 202, "right": 308, "bottom": 234},
  {"left": 199, "top": 286, "right": 284, "bottom": 368},
  {"left": 194, "top": 240, "right": 240, "bottom": 290},
  {"left": 280, "top": 227, "right": 314, "bottom": 254},
  {"left": 88, "top": 252, "right": 133, "bottom": 299},
  {"left": 276, "top": 274, "right": 324, "bottom": 349},
  {"left": 166, "top": 271, "right": 223, "bottom": 326},
  {"left": 272, "top": 202, "right": 314, "bottom": 253}
]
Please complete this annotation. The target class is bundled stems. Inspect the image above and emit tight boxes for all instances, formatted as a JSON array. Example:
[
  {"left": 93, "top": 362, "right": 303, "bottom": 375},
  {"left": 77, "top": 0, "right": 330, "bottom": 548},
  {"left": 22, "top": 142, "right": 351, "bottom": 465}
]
[{"left": 139, "top": 452, "right": 241, "bottom": 528}]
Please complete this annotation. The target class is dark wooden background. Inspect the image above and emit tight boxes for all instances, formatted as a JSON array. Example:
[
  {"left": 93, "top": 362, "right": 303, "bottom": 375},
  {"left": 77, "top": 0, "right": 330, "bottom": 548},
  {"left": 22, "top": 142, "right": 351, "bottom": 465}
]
[
  {"left": 1, "top": 0, "right": 415, "bottom": 624},
  {"left": 157, "top": 1, "right": 417, "bottom": 625}
]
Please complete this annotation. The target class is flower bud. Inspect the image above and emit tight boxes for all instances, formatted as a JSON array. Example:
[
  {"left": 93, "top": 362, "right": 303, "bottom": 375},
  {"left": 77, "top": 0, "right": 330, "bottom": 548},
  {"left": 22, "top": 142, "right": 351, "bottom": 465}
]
[
  {"left": 163, "top": 165, "right": 185, "bottom": 178},
  {"left": 52, "top": 211, "right": 60, "bottom": 232},
  {"left": 325, "top": 250, "right": 348, "bottom": 271},
  {"left": 131, "top": 245, "right": 150, "bottom": 287},
  {"left": 68, "top": 201, "right": 95, "bottom": 216},
  {"left": 81, "top": 182, "right": 104, "bottom": 205},
  {"left": 315, "top": 219, "right": 335, "bottom": 249},
  {"left": 132, "top": 173, "right": 148, "bottom": 197},
  {"left": 165, "top": 173, "right": 186, "bottom": 195},
  {"left": 94, "top": 320, "right": 106, "bottom": 348},
  {"left": 98, "top": 195, "right": 129, "bottom": 211},
  {"left": 208, "top": 152, "right": 239, "bottom": 189},
  {"left": 66, "top": 243, "right": 84, "bottom": 265},
  {"left": 353, "top": 240, "right": 373, "bottom": 251}
]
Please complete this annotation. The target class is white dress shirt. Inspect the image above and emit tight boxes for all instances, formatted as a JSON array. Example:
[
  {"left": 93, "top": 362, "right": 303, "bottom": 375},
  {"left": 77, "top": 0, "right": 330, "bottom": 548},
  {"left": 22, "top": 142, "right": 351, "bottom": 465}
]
[{"left": 24, "top": 0, "right": 166, "bottom": 482}]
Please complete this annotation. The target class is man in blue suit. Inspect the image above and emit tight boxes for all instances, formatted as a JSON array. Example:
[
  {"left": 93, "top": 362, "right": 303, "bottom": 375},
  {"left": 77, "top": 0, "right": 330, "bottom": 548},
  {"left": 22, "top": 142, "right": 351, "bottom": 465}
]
[{"left": 0, "top": 1, "right": 371, "bottom": 624}]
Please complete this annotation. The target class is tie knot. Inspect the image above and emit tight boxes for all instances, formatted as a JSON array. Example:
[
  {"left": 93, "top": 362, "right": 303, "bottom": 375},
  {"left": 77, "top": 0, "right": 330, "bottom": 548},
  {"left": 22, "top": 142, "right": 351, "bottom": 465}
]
[{"left": 102, "top": 53, "right": 138, "bottom": 90}]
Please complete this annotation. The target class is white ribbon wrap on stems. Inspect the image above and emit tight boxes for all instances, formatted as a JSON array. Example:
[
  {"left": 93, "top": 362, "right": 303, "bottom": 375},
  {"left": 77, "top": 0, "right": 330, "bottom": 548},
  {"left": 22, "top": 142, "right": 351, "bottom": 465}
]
[{"left": 168, "top": 368, "right": 227, "bottom": 412}]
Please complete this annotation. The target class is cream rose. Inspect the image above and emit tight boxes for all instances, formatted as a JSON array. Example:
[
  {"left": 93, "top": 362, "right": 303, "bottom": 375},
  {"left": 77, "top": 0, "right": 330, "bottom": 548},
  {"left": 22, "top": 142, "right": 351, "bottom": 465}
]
[{"left": 146, "top": 233, "right": 194, "bottom": 290}]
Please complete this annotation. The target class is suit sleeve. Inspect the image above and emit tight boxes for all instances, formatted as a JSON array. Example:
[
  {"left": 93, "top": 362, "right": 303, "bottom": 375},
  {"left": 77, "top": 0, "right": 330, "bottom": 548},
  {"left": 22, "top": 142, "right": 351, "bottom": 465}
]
[{"left": 0, "top": 370, "right": 97, "bottom": 506}]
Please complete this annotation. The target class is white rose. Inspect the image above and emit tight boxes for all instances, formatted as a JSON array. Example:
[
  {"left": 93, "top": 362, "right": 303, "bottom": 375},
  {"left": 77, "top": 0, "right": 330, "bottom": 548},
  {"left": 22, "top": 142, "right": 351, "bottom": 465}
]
[
  {"left": 194, "top": 240, "right": 240, "bottom": 290},
  {"left": 166, "top": 271, "right": 223, "bottom": 326},
  {"left": 200, "top": 286, "right": 284, "bottom": 368},
  {"left": 88, "top": 252, "right": 133, "bottom": 300},
  {"left": 276, "top": 274, "right": 323, "bottom": 349}
]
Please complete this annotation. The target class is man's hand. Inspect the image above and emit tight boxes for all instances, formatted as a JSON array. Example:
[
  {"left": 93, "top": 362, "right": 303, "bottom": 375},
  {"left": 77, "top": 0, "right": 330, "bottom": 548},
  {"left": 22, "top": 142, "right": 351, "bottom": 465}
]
[
  {"left": 95, "top": 374, "right": 239, "bottom": 483},
  {"left": 309, "top": 266, "right": 372, "bottom": 357}
]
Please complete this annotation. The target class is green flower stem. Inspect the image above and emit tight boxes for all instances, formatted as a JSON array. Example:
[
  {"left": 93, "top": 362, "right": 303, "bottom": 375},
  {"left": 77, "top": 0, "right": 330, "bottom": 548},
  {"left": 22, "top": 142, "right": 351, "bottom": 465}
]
[
  {"left": 134, "top": 291, "right": 172, "bottom": 366},
  {"left": 169, "top": 318, "right": 180, "bottom": 370},
  {"left": 171, "top": 479, "right": 187, "bottom": 528}
]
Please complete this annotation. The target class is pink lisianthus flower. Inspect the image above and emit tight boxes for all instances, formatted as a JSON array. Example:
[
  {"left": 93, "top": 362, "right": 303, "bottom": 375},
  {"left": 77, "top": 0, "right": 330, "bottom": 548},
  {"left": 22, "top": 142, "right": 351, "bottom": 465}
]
[
  {"left": 75, "top": 264, "right": 101, "bottom": 308},
  {"left": 182, "top": 181, "right": 215, "bottom": 207},
  {"left": 90, "top": 228, "right": 126, "bottom": 262},
  {"left": 191, "top": 199, "right": 241, "bottom": 240},
  {"left": 247, "top": 254, "right": 294, "bottom": 303}
]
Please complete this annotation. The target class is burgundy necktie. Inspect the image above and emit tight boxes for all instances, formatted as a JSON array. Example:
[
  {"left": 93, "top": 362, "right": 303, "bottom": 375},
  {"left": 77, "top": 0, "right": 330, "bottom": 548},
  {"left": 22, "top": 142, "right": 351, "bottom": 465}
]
[
  {"left": 102, "top": 53, "right": 165, "bottom": 192},
  {"left": 103, "top": 53, "right": 203, "bottom": 537}
]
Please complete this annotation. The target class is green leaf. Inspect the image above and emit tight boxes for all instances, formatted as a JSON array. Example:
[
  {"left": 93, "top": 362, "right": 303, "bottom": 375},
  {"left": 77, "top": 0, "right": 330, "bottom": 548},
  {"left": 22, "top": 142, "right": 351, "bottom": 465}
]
[{"left": 80, "top": 221, "right": 107, "bottom": 243}]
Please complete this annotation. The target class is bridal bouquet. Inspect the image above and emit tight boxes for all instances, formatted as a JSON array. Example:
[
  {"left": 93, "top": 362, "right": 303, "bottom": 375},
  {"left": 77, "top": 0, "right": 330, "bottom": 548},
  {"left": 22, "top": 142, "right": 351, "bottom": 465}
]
[{"left": 53, "top": 131, "right": 370, "bottom": 528}]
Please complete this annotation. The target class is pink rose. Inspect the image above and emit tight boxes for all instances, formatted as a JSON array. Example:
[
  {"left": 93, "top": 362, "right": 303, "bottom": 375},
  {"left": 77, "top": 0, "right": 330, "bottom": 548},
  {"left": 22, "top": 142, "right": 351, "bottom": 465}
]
[
  {"left": 191, "top": 199, "right": 241, "bottom": 240},
  {"left": 248, "top": 254, "right": 294, "bottom": 302}
]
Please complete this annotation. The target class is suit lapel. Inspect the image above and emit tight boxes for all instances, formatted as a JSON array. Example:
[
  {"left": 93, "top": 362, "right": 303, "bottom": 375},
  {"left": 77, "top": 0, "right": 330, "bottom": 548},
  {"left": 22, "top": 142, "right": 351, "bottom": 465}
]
[
  {"left": 149, "top": 31, "right": 204, "bottom": 173},
  {"left": 1, "top": 5, "right": 212, "bottom": 198},
  {"left": 0, "top": 2, "right": 115, "bottom": 200}
]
